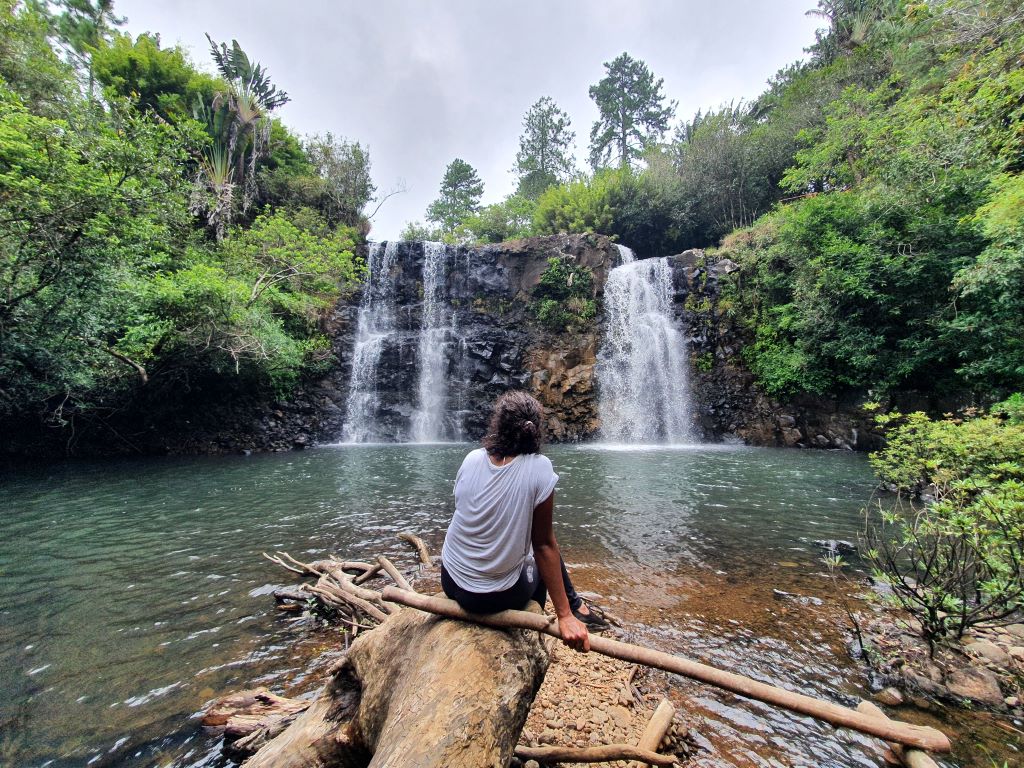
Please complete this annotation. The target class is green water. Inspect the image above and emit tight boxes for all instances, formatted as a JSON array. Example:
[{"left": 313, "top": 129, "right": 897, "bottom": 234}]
[{"left": 0, "top": 445, "right": 1002, "bottom": 767}]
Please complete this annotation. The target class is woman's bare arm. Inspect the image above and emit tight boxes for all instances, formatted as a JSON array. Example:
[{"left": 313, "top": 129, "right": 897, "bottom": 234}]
[{"left": 532, "top": 492, "right": 590, "bottom": 652}]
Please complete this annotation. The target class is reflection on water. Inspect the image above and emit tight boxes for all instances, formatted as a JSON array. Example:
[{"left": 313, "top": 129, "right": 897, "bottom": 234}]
[{"left": 0, "top": 445, "right": 1012, "bottom": 767}]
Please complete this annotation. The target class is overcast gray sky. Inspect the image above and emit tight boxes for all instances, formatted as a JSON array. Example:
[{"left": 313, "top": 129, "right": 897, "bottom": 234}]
[{"left": 116, "top": 1, "right": 823, "bottom": 240}]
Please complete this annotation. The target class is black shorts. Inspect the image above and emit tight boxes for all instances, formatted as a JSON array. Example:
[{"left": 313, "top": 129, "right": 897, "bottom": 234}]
[{"left": 440, "top": 558, "right": 547, "bottom": 614}]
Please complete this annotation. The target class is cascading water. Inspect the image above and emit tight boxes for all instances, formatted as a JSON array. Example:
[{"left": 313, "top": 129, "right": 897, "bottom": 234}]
[
  {"left": 341, "top": 241, "right": 399, "bottom": 442},
  {"left": 410, "top": 242, "right": 458, "bottom": 442},
  {"left": 597, "top": 246, "right": 695, "bottom": 444}
]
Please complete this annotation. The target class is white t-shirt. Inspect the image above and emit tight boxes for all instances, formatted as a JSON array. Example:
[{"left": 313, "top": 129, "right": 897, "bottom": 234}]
[{"left": 441, "top": 448, "right": 559, "bottom": 592}]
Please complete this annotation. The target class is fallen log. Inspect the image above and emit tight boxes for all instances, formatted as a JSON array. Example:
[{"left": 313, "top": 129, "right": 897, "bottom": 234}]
[
  {"left": 515, "top": 743, "right": 676, "bottom": 766},
  {"left": 857, "top": 701, "right": 940, "bottom": 768},
  {"left": 242, "top": 606, "right": 549, "bottom": 767},
  {"left": 628, "top": 698, "right": 676, "bottom": 767},
  {"left": 382, "top": 587, "right": 952, "bottom": 755}
]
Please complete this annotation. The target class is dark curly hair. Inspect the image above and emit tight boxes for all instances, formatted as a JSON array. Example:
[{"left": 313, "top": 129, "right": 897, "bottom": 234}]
[{"left": 482, "top": 391, "right": 544, "bottom": 457}]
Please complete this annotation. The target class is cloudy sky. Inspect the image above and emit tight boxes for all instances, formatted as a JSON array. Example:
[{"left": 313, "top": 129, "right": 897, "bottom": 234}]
[{"left": 117, "top": 1, "right": 824, "bottom": 240}]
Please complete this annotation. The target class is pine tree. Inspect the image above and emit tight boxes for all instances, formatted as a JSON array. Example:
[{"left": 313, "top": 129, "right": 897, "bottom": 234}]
[
  {"left": 426, "top": 158, "right": 484, "bottom": 239},
  {"left": 588, "top": 52, "right": 676, "bottom": 169},
  {"left": 513, "top": 96, "right": 576, "bottom": 199}
]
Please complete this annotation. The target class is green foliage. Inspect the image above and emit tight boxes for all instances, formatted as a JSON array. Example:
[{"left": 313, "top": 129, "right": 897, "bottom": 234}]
[
  {"left": 191, "top": 35, "right": 290, "bottom": 239},
  {"left": 126, "top": 210, "right": 360, "bottom": 393},
  {"left": 0, "top": 0, "right": 74, "bottom": 113},
  {"left": 865, "top": 409, "right": 1024, "bottom": 645},
  {"left": 588, "top": 52, "right": 675, "bottom": 169},
  {"left": 262, "top": 131, "right": 376, "bottom": 230},
  {"left": 0, "top": 81, "right": 193, "bottom": 420},
  {"left": 399, "top": 220, "right": 441, "bottom": 242},
  {"left": 92, "top": 32, "right": 223, "bottom": 122},
  {"left": 426, "top": 158, "right": 484, "bottom": 241},
  {"left": 464, "top": 195, "right": 535, "bottom": 244},
  {"left": 513, "top": 96, "right": 575, "bottom": 199},
  {"left": 0, "top": 5, "right": 369, "bottom": 449},
  {"left": 532, "top": 257, "right": 596, "bottom": 332}
]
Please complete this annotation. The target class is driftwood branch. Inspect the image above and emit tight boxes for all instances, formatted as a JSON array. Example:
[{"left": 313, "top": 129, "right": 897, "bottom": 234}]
[
  {"left": 397, "top": 532, "right": 432, "bottom": 566},
  {"left": 628, "top": 698, "right": 676, "bottom": 767},
  {"left": 377, "top": 555, "right": 413, "bottom": 591},
  {"left": 515, "top": 744, "right": 676, "bottom": 766},
  {"left": 382, "top": 587, "right": 952, "bottom": 755}
]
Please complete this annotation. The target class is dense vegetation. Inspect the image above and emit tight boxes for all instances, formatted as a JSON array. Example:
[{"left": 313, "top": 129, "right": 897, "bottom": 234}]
[
  {"left": 865, "top": 401, "right": 1024, "bottom": 645},
  {"left": 0, "top": 1, "right": 369, "bottom": 451}
]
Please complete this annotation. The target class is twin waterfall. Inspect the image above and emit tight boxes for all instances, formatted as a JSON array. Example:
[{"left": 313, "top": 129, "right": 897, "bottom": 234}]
[
  {"left": 342, "top": 241, "right": 462, "bottom": 443},
  {"left": 340, "top": 241, "right": 694, "bottom": 444}
]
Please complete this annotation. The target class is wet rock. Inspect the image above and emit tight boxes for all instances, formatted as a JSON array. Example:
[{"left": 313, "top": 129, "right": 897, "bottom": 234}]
[
  {"left": 781, "top": 427, "right": 803, "bottom": 446},
  {"left": 777, "top": 414, "right": 796, "bottom": 428},
  {"left": 772, "top": 589, "right": 824, "bottom": 607},
  {"left": 814, "top": 539, "right": 858, "bottom": 557},
  {"left": 945, "top": 667, "right": 1004, "bottom": 706}
]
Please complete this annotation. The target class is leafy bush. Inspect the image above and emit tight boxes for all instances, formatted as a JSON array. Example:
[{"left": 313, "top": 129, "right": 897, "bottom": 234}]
[
  {"left": 532, "top": 257, "right": 596, "bottom": 332},
  {"left": 865, "top": 408, "right": 1024, "bottom": 648}
]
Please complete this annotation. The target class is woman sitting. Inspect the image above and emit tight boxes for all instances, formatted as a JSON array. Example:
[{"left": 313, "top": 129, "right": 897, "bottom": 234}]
[{"left": 440, "top": 391, "right": 606, "bottom": 652}]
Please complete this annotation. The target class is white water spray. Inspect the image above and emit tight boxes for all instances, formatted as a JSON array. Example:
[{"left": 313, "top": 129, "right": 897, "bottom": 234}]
[
  {"left": 597, "top": 248, "right": 695, "bottom": 443},
  {"left": 341, "top": 242, "right": 399, "bottom": 442},
  {"left": 410, "top": 242, "right": 456, "bottom": 442}
]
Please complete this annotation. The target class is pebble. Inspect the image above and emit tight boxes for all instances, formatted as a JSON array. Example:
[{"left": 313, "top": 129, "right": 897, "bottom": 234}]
[
  {"left": 524, "top": 761, "right": 540, "bottom": 768},
  {"left": 610, "top": 705, "right": 632, "bottom": 728},
  {"left": 590, "top": 710, "right": 608, "bottom": 725},
  {"left": 1006, "top": 696, "right": 1020, "bottom": 708}
]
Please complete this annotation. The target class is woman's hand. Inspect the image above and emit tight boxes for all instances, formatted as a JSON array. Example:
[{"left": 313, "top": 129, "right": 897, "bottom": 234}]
[{"left": 557, "top": 613, "right": 590, "bottom": 652}]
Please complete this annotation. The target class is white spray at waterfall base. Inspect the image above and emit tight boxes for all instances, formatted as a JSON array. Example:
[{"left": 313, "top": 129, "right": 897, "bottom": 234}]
[{"left": 597, "top": 246, "right": 695, "bottom": 444}]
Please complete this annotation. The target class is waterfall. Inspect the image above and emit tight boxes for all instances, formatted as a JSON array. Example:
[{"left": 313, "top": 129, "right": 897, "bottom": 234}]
[
  {"left": 597, "top": 249, "right": 695, "bottom": 444},
  {"left": 410, "top": 242, "right": 457, "bottom": 442},
  {"left": 341, "top": 241, "right": 399, "bottom": 443}
]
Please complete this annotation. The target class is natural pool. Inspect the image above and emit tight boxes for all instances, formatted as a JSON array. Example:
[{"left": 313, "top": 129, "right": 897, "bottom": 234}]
[{"left": 1, "top": 444, "right": 1017, "bottom": 766}]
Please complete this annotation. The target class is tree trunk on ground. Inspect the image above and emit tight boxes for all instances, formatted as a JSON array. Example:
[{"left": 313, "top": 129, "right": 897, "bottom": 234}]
[{"left": 243, "top": 604, "right": 550, "bottom": 768}]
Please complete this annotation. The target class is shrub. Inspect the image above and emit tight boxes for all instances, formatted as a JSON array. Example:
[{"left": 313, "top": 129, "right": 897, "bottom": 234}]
[{"left": 864, "top": 408, "right": 1024, "bottom": 649}]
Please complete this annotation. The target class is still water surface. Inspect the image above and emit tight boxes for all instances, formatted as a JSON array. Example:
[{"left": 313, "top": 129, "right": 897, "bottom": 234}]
[{"left": 0, "top": 445, "right": 1012, "bottom": 766}]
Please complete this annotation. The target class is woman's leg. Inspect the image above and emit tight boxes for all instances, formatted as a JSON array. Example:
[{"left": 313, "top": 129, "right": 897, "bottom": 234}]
[{"left": 559, "top": 558, "right": 583, "bottom": 612}]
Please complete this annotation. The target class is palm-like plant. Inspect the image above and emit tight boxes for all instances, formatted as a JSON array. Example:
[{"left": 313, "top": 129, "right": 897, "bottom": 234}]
[
  {"left": 191, "top": 96, "right": 235, "bottom": 240},
  {"left": 191, "top": 36, "right": 289, "bottom": 238},
  {"left": 206, "top": 35, "right": 289, "bottom": 210}
]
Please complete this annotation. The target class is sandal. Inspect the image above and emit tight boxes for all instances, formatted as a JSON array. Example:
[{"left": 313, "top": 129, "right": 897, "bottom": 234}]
[{"left": 572, "top": 607, "right": 610, "bottom": 630}]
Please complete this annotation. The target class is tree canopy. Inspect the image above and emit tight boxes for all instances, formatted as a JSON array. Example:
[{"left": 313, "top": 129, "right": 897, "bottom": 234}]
[
  {"left": 588, "top": 52, "right": 675, "bottom": 169},
  {"left": 513, "top": 96, "right": 576, "bottom": 199},
  {"left": 426, "top": 158, "right": 484, "bottom": 241}
]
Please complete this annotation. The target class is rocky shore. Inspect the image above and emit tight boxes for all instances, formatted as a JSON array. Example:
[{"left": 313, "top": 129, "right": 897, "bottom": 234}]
[{"left": 862, "top": 611, "right": 1024, "bottom": 716}]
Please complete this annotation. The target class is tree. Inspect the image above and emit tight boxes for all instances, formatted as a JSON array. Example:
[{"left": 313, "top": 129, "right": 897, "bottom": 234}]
[
  {"left": 303, "top": 133, "right": 376, "bottom": 227},
  {"left": 52, "top": 0, "right": 125, "bottom": 98},
  {"left": 588, "top": 52, "right": 676, "bottom": 169},
  {"left": 512, "top": 97, "right": 575, "bottom": 199},
  {"left": 426, "top": 158, "right": 483, "bottom": 240}
]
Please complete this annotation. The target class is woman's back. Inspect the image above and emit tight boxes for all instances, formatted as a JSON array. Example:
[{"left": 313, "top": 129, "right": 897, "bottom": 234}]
[{"left": 441, "top": 448, "right": 558, "bottom": 592}]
